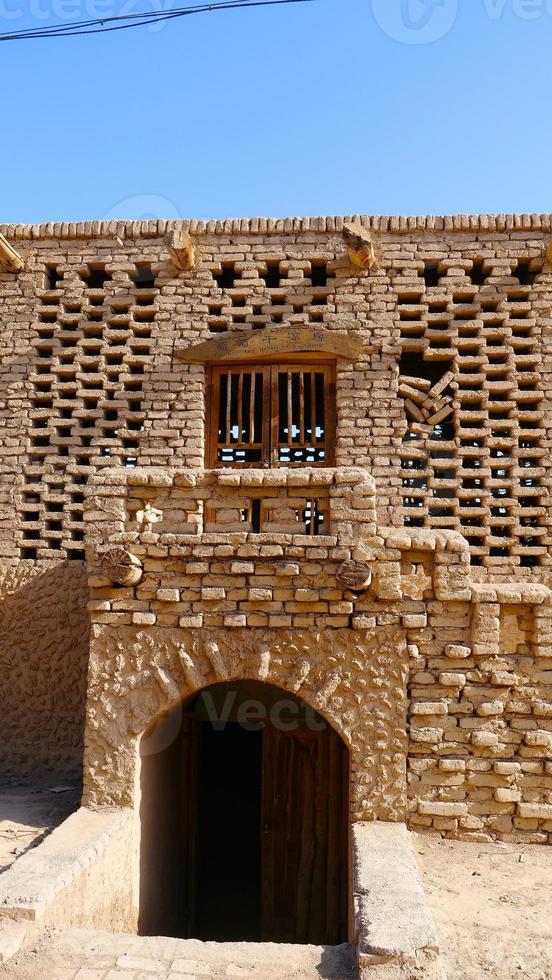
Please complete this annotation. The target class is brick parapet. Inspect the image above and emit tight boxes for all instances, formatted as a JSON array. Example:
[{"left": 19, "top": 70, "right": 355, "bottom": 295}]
[{"left": 4, "top": 213, "right": 552, "bottom": 240}]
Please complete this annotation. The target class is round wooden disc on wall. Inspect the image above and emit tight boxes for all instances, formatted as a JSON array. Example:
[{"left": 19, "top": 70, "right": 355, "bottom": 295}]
[
  {"left": 99, "top": 547, "right": 143, "bottom": 586},
  {"left": 336, "top": 560, "right": 372, "bottom": 592}
]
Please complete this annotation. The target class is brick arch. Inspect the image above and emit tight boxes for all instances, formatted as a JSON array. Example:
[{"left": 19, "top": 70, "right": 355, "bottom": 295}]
[
  {"left": 83, "top": 624, "right": 409, "bottom": 822},
  {"left": 140, "top": 674, "right": 352, "bottom": 776}
]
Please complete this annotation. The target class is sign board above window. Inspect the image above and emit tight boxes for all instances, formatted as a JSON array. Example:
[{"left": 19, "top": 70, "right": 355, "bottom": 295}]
[{"left": 177, "top": 325, "right": 366, "bottom": 364}]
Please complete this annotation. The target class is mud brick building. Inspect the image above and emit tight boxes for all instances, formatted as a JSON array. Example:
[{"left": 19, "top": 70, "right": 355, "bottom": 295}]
[{"left": 1, "top": 213, "right": 552, "bottom": 969}]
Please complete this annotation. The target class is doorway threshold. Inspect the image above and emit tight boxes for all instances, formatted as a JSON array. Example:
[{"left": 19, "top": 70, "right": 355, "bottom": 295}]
[{"left": 6, "top": 926, "right": 358, "bottom": 979}]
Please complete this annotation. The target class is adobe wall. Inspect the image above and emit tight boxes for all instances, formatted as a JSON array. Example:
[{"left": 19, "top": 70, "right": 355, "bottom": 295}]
[
  {"left": 0, "top": 561, "right": 89, "bottom": 780},
  {"left": 0, "top": 214, "right": 551, "bottom": 842},
  {"left": 0, "top": 213, "right": 551, "bottom": 576},
  {"left": 81, "top": 466, "right": 552, "bottom": 842}
]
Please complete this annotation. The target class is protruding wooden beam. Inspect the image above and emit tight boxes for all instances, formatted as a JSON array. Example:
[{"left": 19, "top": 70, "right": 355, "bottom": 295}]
[
  {"left": 0, "top": 233, "right": 23, "bottom": 273},
  {"left": 99, "top": 547, "right": 143, "bottom": 586},
  {"left": 343, "top": 222, "right": 377, "bottom": 271},
  {"left": 165, "top": 228, "right": 196, "bottom": 274}
]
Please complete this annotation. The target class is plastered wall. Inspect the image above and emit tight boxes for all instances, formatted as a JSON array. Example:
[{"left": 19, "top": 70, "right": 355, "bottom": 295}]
[{"left": 0, "top": 561, "right": 89, "bottom": 779}]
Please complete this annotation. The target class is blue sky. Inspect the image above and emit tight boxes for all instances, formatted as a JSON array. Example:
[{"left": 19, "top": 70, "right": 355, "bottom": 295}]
[{"left": 1, "top": 0, "right": 551, "bottom": 222}]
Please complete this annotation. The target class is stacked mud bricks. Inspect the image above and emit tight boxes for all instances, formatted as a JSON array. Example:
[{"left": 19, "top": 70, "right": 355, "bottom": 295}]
[{"left": 1, "top": 213, "right": 552, "bottom": 842}]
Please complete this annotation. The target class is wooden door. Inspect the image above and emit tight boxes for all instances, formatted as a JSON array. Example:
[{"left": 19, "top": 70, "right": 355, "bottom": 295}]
[{"left": 260, "top": 724, "right": 349, "bottom": 946}]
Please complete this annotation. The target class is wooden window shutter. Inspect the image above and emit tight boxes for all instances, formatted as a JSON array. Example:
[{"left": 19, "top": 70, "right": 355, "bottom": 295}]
[{"left": 207, "top": 362, "right": 335, "bottom": 468}]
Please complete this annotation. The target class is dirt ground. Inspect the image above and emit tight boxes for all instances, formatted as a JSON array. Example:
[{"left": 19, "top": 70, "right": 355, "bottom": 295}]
[
  {"left": 0, "top": 779, "right": 80, "bottom": 873},
  {"left": 415, "top": 833, "right": 552, "bottom": 980}
]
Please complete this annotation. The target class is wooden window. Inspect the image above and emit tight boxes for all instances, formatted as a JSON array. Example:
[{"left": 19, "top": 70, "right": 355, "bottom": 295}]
[{"left": 208, "top": 362, "right": 335, "bottom": 468}]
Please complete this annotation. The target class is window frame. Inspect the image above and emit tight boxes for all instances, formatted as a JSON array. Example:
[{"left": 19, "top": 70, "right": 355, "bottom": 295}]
[{"left": 206, "top": 357, "right": 336, "bottom": 469}]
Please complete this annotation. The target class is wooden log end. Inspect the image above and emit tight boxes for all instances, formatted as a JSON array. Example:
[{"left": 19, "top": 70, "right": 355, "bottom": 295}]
[
  {"left": 99, "top": 547, "right": 143, "bottom": 586},
  {"left": 0, "top": 233, "right": 24, "bottom": 273},
  {"left": 165, "top": 229, "right": 196, "bottom": 274},
  {"left": 343, "top": 222, "right": 378, "bottom": 271},
  {"left": 336, "top": 560, "right": 373, "bottom": 592}
]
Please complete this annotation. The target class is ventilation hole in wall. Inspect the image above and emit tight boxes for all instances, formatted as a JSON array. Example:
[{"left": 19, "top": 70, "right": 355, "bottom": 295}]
[
  {"left": 468, "top": 259, "right": 489, "bottom": 286},
  {"left": 45, "top": 265, "right": 61, "bottom": 290},
  {"left": 520, "top": 554, "right": 539, "bottom": 567},
  {"left": 310, "top": 262, "right": 328, "bottom": 288},
  {"left": 398, "top": 292, "right": 423, "bottom": 305},
  {"left": 262, "top": 263, "right": 281, "bottom": 289},
  {"left": 432, "top": 420, "right": 455, "bottom": 442},
  {"left": 39, "top": 310, "right": 58, "bottom": 323},
  {"left": 422, "top": 263, "right": 440, "bottom": 288},
  {"left": 20, "top": 546, "right": 38, "bottom": 559},
  {"left": 134, "top": 309, "right": 155, "bottom": 323},
  {"left": 213, "top": 265, "right": 236, "bottom": 290},
  {"left": 82, "top": 266, "right": 111, "bottom": 289},
  {"left": 251, "top": 498, "right": 262, "bottom": 533},
  {"left": 400, "top": 308, "right": 423, "bottom": 322},
  {"left": 132, "top": 264, "right": 156, "bottom": 289},
  {"left": 515, "top": 258, "right": 542, "bottom": 286}
]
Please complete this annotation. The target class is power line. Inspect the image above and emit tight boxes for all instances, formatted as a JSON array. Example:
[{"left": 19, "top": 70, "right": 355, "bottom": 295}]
[{"left": 0, "top": 0, "right": 313, "bottom": 42}]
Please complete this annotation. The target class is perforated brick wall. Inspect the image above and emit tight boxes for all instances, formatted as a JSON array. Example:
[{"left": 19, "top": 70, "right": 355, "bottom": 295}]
[{"left": 1, "top": 213, "right": 552, "bottom": 578}]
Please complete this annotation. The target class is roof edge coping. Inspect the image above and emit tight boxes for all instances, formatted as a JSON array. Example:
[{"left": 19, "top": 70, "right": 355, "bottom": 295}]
[{"left": 2, "top": 213, "right": 552, "bottom": 241}]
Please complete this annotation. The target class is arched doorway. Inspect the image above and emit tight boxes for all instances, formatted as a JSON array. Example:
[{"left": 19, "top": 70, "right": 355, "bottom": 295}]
[{"left": 139, "top": 681, "right": 349, "bottom": 946}]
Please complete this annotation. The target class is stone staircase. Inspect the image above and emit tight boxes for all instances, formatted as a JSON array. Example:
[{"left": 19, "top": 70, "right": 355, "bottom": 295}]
[{"left": 1, "top": 927, "right": 357, "bottom": 979}]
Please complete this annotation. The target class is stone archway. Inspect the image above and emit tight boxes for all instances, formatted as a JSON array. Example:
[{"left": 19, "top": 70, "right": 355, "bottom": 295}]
[
  {"left": 138, "top": 680, "right": 350, "bottom": 944},
  {"left": 82, "top": 624, "right": 409, "bottom": 823}
]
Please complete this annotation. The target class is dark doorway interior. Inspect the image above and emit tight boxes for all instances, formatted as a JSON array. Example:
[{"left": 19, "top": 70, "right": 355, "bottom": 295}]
[
  {"left": 139, "top": 682, "right": 349, "bottom": 946},
  {"left": 196, "top": 722, "right": 262, "bottom": 941}
]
